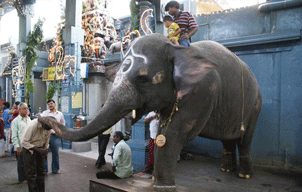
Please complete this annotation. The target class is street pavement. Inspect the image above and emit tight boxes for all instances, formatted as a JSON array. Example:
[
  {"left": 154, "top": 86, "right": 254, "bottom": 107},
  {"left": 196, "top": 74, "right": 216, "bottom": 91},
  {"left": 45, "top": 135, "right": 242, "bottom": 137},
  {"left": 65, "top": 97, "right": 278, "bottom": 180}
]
[{"left": 0, "top": 138, "right": 301, "bottom": 192}]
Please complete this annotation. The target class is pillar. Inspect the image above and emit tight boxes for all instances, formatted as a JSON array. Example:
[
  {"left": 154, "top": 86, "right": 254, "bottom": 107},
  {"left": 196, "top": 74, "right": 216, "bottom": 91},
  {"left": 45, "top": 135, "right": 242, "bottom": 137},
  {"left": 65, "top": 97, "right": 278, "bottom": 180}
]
[
  {"left": 16, "top": 8, "right": 32, "bottom": 102},
  {"left": 62, "top": 0, "right": 86, "bottom": 150},
  {"left": 127, "top": 117, "right": 150, "bottom": 172}
]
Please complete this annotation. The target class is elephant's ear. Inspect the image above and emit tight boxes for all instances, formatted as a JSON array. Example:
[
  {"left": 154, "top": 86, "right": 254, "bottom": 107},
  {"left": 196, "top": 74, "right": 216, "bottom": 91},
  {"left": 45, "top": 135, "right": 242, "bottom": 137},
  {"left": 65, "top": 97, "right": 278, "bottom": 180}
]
[
  {"left": 167, "top": 44, "right": 217, "bottom": 99},
  {"left": 104, "top": 62, "right": 122, "bottom": 82}
]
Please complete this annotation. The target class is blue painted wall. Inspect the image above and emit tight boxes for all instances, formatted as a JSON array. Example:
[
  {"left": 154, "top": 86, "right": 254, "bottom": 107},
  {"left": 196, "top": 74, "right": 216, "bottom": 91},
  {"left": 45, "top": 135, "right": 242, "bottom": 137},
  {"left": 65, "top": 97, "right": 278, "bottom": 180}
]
[{"left": 182, "top": 4, "right": 302, "bottom": 167}]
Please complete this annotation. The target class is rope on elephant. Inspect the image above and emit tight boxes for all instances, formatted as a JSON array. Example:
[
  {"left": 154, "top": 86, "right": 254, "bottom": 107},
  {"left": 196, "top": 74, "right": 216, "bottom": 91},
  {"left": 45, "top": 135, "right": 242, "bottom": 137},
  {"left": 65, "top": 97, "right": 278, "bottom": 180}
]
[{"left": 231, "top": 52, "right": 245, "bottom": 132}]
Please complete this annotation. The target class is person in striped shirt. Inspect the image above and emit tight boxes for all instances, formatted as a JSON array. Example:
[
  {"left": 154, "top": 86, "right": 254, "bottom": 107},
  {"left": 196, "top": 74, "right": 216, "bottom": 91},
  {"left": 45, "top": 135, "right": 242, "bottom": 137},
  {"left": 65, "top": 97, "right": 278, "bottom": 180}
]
[{"left": 165, "top": 1, "right": 198, "bottom": 47}]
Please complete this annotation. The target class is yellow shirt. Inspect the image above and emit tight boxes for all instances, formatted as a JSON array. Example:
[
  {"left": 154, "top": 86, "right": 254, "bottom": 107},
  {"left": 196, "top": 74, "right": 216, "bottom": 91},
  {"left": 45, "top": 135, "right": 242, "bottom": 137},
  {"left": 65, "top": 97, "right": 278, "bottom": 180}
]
[{"left": 167, "top": 22, "right": 180, "bottom": 41}]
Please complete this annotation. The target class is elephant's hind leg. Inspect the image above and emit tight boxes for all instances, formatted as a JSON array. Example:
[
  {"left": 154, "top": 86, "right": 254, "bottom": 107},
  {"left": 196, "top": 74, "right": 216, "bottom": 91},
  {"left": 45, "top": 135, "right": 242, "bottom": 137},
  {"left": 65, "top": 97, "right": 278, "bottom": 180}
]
[
  {"left": 220, "top": 140, "right": 237, "bottom": 173},
  {"left": 237, "top": 109, "right": 260, "bottom": 179}
]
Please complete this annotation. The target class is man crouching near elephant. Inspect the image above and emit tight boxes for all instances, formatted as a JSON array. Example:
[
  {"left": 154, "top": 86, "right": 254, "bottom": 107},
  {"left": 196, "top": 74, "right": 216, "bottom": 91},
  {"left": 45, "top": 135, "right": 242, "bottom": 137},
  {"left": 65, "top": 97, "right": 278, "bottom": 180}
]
[
  {"left": 21, "top": 117, "right": 54, "bottom": 192},
  {"left": 96, "top": 131, "right": 133, "bottom": 179}
]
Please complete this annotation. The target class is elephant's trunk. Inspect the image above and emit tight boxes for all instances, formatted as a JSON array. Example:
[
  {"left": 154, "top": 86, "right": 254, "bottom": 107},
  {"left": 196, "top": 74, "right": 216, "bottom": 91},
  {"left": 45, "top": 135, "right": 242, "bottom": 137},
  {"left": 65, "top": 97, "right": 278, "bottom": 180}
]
[{"left": 39, "top": 80, "right": 139, "bottom": 141}]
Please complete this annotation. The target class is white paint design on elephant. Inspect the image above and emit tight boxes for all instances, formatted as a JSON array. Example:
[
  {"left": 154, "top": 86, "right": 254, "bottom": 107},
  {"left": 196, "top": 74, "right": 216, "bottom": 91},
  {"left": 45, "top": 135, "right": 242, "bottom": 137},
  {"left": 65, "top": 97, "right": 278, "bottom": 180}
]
[
  {"left": 113, "top": 56, "right": 134, "bottom": 88},
  {"left": 121, "top": 56, "right": 134, "bottom": 74},
  {"left": 124, "top": 37, "right": 148, "bottom": 65},
  {"left": 113, "top": 71, "right": 123, "bottom": 87},
  {"left": 113, "top": 38, "right": 149, "bottom": 88}
]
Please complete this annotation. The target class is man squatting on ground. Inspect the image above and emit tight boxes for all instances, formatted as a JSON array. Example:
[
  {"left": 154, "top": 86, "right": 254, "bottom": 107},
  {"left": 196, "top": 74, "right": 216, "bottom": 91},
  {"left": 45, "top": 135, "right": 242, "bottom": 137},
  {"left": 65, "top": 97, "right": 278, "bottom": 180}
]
[
  {"left": 165, "top": 0, "right": 198, "bottom": 48},
  {"left": 11, "top": 103, "right": 31, "bottom": 184},
  {"left": 21, "top": 117, "right": 54, "bottom": 192},
  {"left": 96, "top": 131, "right": 133, "bottom": 179}
]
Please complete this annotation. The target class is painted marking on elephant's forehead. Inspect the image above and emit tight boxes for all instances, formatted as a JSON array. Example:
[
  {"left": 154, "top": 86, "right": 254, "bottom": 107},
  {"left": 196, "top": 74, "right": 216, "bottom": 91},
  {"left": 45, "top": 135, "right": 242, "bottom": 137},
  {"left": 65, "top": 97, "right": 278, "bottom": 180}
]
[
  {"left": 124, "top": 39, "right": 148, "bottom": 64},
  {"left": 113, "top": 71, "right": 123, "bottom": 87},
  {"left": 113, "top": 56, "right": 134, "bottom": 88},
  {"left": 121, "top": 56, "right": 134, "bottom": 74}
]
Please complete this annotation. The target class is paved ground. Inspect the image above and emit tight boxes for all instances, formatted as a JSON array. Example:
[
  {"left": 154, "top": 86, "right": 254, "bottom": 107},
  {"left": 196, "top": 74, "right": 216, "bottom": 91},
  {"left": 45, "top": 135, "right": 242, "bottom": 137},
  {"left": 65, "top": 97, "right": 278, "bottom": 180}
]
[{"left": 0, "top": 138, "right": 301, "bottom": 192}]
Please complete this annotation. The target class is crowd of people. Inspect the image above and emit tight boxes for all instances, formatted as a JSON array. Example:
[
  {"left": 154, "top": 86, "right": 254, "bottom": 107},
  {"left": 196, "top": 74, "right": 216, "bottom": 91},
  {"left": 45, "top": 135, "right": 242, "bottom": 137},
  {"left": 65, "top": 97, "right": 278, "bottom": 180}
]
[
  {"left": 0, "top": 99, "right": 135, "bottom": 191},
  {"left": 0, "top": 100, "right": 66, "bottom": 191}
]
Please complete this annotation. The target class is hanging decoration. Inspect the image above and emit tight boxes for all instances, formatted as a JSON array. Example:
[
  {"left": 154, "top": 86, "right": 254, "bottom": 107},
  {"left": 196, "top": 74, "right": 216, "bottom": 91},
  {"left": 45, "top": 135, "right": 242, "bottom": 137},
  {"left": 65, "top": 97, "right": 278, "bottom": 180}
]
[
  {"left": 12, "top": 56, "right": 25, "bottom": 98},
  {"left": 52, "top": 46, "right": 76, "bottom": 80},
  {"left": 140, "top": 8, "right": 154, "bottom": 35},
  {"left": 48, "top": 23, "right": 64, "bottom": 65}
]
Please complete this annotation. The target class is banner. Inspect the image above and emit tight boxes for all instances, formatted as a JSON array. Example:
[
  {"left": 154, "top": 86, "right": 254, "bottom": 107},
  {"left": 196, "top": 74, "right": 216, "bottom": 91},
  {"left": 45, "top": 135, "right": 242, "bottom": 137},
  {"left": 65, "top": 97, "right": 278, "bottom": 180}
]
[
  {"left": 72, "top": 92, "right": 82, "bottom": 109},
  {"left": 42, "top": 67, "right": 56, "bottom": 81}
]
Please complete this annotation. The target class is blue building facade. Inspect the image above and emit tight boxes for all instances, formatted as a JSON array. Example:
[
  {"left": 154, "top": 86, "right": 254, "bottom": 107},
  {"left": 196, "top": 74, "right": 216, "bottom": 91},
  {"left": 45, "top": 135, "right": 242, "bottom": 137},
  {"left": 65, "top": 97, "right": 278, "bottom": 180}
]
[{"left": 182, "top": 2, "right": 302, "bottom": 167}]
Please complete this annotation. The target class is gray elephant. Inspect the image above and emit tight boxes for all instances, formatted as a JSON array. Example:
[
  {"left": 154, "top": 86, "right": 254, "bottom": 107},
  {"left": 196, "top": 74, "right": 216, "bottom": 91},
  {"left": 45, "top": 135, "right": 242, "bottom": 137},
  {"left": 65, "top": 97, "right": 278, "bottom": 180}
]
[{"left": 39, "top": 34, "right": 261, "bottom": 191}]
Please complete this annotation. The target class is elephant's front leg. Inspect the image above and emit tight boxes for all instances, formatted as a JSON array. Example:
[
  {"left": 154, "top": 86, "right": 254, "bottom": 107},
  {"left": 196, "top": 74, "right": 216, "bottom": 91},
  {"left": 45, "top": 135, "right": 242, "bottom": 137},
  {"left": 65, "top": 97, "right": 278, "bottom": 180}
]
[{"left": 153, "top": 120, "right": 186, "bottom": 191}]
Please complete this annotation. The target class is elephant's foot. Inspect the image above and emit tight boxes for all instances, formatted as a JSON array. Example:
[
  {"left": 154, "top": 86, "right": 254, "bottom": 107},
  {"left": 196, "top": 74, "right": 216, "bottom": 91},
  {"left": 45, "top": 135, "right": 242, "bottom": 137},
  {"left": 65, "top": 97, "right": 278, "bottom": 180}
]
[
  {"left": 153, "top": 185, "right": 177, "bottom": 192},
  {"left": 238, "top": 155, "right": 252, "bottom": 179},
  {"left": 220, "top": 149, "right": 236, "bottom": 173},
  {"left": 153, "top": 177, "right": 176, "bottom": 191}
]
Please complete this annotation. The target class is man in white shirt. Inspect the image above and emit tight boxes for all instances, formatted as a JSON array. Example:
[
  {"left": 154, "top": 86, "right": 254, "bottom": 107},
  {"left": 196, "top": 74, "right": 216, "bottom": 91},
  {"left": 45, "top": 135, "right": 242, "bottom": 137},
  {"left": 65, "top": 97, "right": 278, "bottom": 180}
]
[
  {"left": 11, "top": 103, "right": 31, "bottom": 184},
  {"left": 96, "top": 131, "right": 133, "bottom": 179},
  {"left": 41, "top": 99, "right": 65, "bottom": 174},
  {"left": 143, "top": 111, "right": 159, "bottom": 173}
]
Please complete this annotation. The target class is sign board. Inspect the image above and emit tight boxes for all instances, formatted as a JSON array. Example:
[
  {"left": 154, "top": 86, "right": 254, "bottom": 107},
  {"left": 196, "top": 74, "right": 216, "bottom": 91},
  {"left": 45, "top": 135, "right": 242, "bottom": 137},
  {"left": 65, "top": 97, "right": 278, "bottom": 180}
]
[
  {"left": 61, "top": 96, "right": 69, "bottom": 113},
  {"left": 61, "top": 77, "right": 69, "bottom": 88},
  {"left": 80, "top": 63, "right": 89, "bottom": 78},
  {"left": 42, "top": 67, "right": 56, "bottom": 81},
  {"left": 42, "top": 67, "right": 65, "bottom": 81},
  {"left": 71, "top": 92, "right": 82, "bottom": 109}
]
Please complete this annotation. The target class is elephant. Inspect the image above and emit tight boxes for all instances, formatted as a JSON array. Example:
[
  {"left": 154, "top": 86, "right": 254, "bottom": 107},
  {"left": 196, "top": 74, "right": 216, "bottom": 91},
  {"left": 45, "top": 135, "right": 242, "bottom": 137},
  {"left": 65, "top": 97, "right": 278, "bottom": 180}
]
[
  {"left": 108, "top": 41, "right": 122, "bottom": 53},
  {"left": 108, "top": 39, "right": 131, "bottom": 54},
  {"left": 39, "top": 33, "right": 262, "bottom": 191}
]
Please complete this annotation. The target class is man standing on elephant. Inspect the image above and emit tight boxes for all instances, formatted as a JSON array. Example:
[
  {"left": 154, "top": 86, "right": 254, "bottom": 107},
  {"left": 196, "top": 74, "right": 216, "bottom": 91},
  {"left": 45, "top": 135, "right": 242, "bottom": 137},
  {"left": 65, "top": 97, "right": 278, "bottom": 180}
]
[
  {"left": 41, "top": 99, "right": 65, "bottom": 174},
  {"left": 96, "top": 131, "right": 133, "bottom": 179},
  {"left": 165, "top": 0, "right": 198, "bottom": 47}
]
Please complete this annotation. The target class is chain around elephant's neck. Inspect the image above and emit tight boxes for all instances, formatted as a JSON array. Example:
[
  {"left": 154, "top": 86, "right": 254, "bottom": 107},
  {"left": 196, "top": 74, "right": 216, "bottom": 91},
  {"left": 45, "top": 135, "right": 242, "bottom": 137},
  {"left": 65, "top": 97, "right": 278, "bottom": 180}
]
[{"left": 158, "top": 99, "right": 179, "bottom": 129}]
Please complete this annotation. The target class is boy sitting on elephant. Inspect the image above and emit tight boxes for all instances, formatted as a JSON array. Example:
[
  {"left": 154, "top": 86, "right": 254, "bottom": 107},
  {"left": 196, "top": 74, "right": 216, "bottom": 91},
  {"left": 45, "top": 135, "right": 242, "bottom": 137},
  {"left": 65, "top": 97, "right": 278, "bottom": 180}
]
[{"left": 163, "top": 15, "right": 181, "bottom": 45}]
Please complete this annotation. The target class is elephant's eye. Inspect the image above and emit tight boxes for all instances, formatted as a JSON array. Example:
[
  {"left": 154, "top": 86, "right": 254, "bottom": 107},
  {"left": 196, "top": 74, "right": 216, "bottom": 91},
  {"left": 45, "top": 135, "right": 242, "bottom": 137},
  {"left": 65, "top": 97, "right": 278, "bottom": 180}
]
[
  {"left": 136, "top": 75, "right": 149, "bottom": 85},
  {"left": 122, "top": 58, "right": 132, "bottom": 73}
]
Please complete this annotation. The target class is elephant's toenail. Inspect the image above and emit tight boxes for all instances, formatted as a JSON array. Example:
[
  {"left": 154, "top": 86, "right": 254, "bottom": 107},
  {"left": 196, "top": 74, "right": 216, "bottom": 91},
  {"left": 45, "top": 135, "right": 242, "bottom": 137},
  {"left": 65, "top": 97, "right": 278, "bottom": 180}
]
[{"left": 246, "top": 175, "right": 250, "bottom": 179}]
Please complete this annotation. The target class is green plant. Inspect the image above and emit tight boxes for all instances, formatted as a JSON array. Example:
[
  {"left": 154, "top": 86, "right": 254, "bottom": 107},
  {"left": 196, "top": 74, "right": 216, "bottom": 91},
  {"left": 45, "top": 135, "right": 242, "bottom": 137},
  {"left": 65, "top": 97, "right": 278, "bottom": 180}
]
[
  {"left": 130, "top": 0, "right": 139, "bottom": 30},
  {"left": 24, "top": 18, "right": 44, "bottom": 105},
  {"left": 45, "top": 82, "right": 56, "bottom": 100}
]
